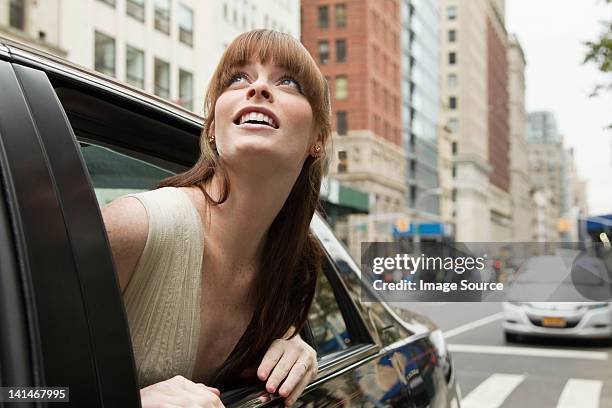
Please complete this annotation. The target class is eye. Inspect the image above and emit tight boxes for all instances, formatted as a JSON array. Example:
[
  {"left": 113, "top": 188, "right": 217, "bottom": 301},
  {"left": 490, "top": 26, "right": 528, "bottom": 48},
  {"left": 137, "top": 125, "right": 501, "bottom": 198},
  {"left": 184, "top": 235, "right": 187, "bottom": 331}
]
[
  {"left": 278, "top": 76, "right": 302, "bottom": 92},
  {"left": 227, "top": 72, "right": 249, "bottom": 86}
]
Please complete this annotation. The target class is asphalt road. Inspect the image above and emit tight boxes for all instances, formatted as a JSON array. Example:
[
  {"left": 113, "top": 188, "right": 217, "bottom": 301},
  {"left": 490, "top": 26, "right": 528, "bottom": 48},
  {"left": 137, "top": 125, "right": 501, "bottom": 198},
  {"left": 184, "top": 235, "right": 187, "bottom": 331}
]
[{"left": 399, "top": 302, "right": 612, "bottom": 408}]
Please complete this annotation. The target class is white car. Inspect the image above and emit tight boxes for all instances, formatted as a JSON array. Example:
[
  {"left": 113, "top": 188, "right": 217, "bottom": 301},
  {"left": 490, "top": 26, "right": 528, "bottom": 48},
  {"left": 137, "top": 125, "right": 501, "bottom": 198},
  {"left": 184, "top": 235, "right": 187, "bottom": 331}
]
[
  {"left": 503, "top": 302, "right": 612, "bottom": 342},
  {"left": 503, "top": 254, "right": 612, "bottom": 342}
]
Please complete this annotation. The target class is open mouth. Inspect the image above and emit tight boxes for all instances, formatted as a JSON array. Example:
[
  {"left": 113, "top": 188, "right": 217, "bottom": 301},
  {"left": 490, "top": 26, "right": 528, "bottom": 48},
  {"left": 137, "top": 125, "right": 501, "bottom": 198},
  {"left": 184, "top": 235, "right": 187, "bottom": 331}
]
[
  {"left": 234, "top": 120, "right": 278, "bottom": 129},
  {"left": 233, "top": 112, "right": 279, "bottom": 129}
]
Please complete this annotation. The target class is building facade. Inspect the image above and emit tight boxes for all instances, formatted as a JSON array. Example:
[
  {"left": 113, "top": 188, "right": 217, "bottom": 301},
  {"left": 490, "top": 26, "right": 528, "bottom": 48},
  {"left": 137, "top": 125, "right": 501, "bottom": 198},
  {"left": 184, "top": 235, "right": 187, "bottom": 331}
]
[
  {"left": 526, "top": 111, "right": 564, "bottom": 242},
  {"left": 527, "top": 111, "right": 561, "bottom": 144},
  {"left": 400, "top": 0, "right": 443, "bottom": 228},
  {"left": 301, "top": 0, "right": 406, "bottom": 257},
  {"left": 485, "top": 0, "right": 512, "bottom": 242},
  {"left": 0, "top": 0, "right": 300, "bottom": 114},
  {"left": 507, "top": 34, "right": 534, "bottom": 242}
]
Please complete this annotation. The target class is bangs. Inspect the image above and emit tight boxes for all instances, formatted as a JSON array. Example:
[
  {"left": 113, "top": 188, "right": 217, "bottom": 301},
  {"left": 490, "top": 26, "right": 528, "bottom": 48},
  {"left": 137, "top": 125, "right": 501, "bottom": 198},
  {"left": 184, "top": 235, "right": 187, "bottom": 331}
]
[{"left": 215, "top": 30, "right": 326, "bottom": 109}]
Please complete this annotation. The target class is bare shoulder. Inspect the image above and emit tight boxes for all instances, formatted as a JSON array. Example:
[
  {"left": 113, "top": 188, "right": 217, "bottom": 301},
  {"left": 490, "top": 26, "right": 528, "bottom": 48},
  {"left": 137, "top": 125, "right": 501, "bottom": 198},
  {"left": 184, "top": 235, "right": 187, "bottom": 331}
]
[{"left": 101, "top": 196, "right": 149, "bottom": 293}]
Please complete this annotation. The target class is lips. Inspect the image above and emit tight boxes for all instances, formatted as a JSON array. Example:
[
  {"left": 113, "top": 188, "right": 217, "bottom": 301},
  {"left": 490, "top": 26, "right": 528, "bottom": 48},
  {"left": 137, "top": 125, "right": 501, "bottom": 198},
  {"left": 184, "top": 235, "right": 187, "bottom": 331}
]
[{"left": 235, "top": 122, "right": 277, "bottom": 131}]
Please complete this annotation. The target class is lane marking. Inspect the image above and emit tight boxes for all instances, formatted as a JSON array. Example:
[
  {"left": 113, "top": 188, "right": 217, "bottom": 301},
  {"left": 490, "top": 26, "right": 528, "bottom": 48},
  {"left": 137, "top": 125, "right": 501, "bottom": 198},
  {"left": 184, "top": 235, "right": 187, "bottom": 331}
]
[
  {"left": 443, "top": 312, "right": 503, "bottom": 339},
  {"left": 461, "top": 373, "right": 526, "bottom": 408},
  {"left": 448, "top": 344, "right": 609, "bottom": 361},
  {"left": 556, "top": 378, "right": 602, "bottom": 408}
]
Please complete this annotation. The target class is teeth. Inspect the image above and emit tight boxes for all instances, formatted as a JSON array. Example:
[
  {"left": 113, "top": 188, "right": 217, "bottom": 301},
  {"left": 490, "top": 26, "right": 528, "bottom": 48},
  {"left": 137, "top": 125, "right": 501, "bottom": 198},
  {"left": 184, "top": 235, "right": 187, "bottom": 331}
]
[{"left": 238, "top": 111, "right": 277, "bottom": 128}]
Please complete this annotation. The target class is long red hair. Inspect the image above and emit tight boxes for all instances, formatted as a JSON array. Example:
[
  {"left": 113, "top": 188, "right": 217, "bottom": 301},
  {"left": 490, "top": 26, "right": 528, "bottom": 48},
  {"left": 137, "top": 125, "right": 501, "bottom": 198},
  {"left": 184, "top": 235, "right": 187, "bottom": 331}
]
[{"left": 157, "top": 29, "right": 331, "bottom": 388}]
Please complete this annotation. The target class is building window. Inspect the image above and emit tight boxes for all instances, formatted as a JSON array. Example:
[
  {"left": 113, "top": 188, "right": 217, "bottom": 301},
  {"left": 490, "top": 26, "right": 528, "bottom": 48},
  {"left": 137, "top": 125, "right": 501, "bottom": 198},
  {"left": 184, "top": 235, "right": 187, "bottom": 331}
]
[
  {"left": 318, "top": 41, "right": 329, "bottom": 64},
  {"left": 94, "top": 31, "right": 116, "bottom": 77},
  {"left": 179, "top": 69, "right": 194, "bottom": 110},
  {"left": 97, "top": 0, "right": 116, "bottom": 6},
  {"left": 448, "top": 118, "right": 459, "bottom": 133},
  {"left": 154, "top": 0, "right": 171, "bottom": 34},
  {"left": 337, "top": 111, "right": 348, "bottom": 135},
  {"left": 452, "top": 165, "right": 457, "bottom": 178},
  {"left": 448, "top": 73, "right": 458, "bottom": 88},
  {"left": 336, "top": 39, "right": 347, "bottom": 63},
  {"left": 126, "top": 45, "right": 144, "bottom": 89},
  {"left": 335, "top": 4, "right": 347, "bottom": 28},
  {"left": 126, "top": 0, "right": 145, "bottom": 21},
  {"left": 338, "top": 150, "right": 347, "bottom": 160},
  {"left": 449, "top": 96, "right": 457, "bottom": 110},
  {"left": 178, "top": 4, "right": 194, "bottom": 46},
  {"left": 448, "top": 5, "right": 457, "bottom": 20},
  {"left": 452, "top": 141, "right": 458, "bottom": 154},
  {"left": 335, "top": 75, "right": 348, "bottom": 100},
  {"left": 154, "top": 58, "right": 170, "bottom": 99},
  {"left": 223, "top": 3, "right": 228, "bottom": 20},
  {"left": 9, "top": 0, "right": 25, "bottom": 29},
  {"left": 448, "top": 29, "right": 456, "bottom": 42},
  {"left": 449, "top": 52, "right": 457, "bottom": 65},
  {"left": 337, "top": 163, "right": 347, "bottom": 173},
  {"left": 318, "top": 5, "right": 329, "bottom": 28}
]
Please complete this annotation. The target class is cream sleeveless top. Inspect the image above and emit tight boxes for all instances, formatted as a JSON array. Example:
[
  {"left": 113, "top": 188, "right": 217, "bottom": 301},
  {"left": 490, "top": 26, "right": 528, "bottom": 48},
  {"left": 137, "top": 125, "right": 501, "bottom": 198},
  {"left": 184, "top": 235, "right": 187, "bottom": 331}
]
[{"left": 122, "top": 187, "right": 204, "bottom": 388}]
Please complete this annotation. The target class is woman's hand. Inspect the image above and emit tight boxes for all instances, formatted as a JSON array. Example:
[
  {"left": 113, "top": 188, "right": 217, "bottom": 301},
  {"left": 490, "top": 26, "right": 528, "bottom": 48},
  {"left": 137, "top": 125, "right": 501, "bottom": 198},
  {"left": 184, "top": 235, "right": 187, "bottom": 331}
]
[
  {"left": 257, "top": 330, "right": 318, "bottom": 407},
  {"left": 140, "top": 375, "right": 224, "bottom": 408}
]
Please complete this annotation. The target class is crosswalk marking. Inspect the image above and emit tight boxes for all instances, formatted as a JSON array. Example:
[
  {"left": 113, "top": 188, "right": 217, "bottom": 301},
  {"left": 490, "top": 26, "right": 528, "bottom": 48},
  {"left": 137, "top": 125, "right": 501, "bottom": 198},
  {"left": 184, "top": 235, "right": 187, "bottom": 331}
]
[
  {"left": 461, "top": 373, "right": 526, "bottom": 408},
  {"left": 448, "top": 344, "right": 609, "bottom": 360},
  {"left": 556, "top": 379, "right": 602, "bottom": 408}
]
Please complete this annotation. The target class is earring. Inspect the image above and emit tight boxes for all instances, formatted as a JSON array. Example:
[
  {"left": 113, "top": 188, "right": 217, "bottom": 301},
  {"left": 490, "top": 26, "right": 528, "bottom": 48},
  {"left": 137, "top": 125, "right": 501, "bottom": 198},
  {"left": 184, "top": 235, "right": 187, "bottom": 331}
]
[
  {"left": 312, "top": 144, "right": 322, "bottom": 157},
  {"left": 208, "top": 135, "right": 215, "bottom": 144}
]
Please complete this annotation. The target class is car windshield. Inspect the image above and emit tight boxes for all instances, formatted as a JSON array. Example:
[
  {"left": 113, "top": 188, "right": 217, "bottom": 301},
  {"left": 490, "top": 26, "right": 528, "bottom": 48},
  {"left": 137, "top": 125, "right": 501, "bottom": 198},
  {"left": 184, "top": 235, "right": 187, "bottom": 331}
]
[{"left": 515, "top": 256, "right": 609, "bottom": 286}]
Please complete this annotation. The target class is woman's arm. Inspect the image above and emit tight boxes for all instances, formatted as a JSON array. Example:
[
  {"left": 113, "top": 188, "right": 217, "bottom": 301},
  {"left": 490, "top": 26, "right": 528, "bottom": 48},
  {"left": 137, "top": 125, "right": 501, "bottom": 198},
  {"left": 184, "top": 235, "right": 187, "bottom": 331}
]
[
  {"left": 101, "top": 196, "right": 149, "bottom": 293},
  {"left": 256, "top": 328, "right": 318, "bottom": 407}
]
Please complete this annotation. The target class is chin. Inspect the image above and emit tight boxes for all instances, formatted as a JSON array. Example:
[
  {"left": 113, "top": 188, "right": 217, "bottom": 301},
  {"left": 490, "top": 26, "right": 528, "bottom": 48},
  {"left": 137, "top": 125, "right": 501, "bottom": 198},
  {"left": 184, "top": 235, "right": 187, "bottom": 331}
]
[{"left": 221, "top": 143, "right": 301, "bottom": 174}]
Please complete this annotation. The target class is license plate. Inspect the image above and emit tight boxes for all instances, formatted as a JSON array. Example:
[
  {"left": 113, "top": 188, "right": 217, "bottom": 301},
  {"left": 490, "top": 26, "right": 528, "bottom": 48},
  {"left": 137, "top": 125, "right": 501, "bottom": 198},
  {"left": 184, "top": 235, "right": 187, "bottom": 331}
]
[{"left": 542, "top": 317, "right": 566, "bottom": 327}]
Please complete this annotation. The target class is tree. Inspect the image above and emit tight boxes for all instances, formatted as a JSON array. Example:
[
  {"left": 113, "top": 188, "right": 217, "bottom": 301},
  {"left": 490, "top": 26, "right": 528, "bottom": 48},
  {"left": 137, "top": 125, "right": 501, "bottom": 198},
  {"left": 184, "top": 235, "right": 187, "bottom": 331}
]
[{"left": 583, "top": 0, "right": 612, "bottom": 108}]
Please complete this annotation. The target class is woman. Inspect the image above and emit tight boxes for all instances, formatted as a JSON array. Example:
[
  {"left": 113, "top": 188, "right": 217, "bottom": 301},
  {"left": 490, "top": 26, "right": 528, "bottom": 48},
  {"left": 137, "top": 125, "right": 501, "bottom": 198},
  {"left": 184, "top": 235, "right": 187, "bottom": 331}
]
[{"left": 102, "top": 29, "right": 331, "bottom": 407}]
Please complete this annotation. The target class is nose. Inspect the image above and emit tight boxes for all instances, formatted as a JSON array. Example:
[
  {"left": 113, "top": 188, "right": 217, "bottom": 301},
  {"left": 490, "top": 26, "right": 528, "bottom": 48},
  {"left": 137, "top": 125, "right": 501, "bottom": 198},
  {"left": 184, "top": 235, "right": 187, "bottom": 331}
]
[{"left": 246, "top": 80, "right": 273, "bottom": 102}]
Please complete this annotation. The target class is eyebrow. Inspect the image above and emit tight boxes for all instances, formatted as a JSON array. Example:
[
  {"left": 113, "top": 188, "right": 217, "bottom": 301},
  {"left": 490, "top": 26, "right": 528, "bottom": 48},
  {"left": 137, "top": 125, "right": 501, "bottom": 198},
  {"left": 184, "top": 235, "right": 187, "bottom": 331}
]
[{"left": 236, "top": 62, "right": 291, "bottom": 76}]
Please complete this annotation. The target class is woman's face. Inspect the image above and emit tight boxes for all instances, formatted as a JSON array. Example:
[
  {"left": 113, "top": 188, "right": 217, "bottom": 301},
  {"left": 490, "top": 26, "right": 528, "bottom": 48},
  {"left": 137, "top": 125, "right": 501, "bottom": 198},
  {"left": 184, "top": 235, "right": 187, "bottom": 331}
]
[{"left": 213, "top": 59, "right": 316, "bottom": 174}]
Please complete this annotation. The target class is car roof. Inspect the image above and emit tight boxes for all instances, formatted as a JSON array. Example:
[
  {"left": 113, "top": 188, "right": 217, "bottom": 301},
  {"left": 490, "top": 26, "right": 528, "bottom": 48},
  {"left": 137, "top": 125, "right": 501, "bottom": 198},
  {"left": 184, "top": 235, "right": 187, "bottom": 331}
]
[{"left": 0, "top": 35, "right": 204, "bottom": 127}]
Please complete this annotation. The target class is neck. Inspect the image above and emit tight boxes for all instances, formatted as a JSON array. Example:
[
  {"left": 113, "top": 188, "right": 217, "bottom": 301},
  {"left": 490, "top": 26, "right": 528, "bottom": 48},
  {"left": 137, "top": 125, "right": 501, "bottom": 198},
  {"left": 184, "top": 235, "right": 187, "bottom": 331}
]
[{"left": 199, "top": 164, "right": 301, "bottom": 275}]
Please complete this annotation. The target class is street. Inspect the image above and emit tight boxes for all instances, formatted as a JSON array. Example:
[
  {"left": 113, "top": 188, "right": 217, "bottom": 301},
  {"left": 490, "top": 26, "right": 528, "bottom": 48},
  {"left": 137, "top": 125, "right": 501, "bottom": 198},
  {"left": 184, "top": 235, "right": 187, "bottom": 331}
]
[{"left": 400, "top": 303, "right": 612, "bottom": 408}]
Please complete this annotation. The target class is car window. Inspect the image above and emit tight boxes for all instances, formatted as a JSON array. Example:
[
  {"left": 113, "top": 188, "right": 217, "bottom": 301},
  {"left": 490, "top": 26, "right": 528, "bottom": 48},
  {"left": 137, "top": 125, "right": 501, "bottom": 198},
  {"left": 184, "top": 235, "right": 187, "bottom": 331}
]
[
  {"left": 308, "top": 263, "right": 353, "bottom": 356},
  {"left": 79, "top": 142, "right": 175, "bottom": 206}
]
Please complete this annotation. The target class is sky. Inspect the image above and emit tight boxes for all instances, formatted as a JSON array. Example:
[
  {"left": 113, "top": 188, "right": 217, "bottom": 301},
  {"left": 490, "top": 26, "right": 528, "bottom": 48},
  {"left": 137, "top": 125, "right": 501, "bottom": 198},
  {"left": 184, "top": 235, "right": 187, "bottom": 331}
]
[{"left": 505, "top": 0, "right": 612, "bottom": 216}]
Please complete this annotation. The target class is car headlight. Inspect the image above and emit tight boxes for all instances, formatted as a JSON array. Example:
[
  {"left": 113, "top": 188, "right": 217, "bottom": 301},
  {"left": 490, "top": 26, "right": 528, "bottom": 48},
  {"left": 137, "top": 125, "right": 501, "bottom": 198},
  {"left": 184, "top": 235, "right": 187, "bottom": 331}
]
[{"left": 586, "top": 303, "right": 609, "bottom": 310}]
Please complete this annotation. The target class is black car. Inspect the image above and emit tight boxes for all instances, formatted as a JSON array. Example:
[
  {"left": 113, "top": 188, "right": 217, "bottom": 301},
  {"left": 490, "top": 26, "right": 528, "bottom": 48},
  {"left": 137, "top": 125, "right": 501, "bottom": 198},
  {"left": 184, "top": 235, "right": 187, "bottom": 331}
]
[{"left": 0, "top": 37, "right": 461, "bottom": 407}]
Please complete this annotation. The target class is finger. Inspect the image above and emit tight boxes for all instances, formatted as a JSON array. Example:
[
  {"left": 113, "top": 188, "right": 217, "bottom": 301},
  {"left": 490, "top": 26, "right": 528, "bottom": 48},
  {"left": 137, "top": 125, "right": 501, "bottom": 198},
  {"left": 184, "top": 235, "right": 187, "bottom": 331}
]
[
  {"left": 266, "top": 350, "right": 299, "bottom": 393},
  {"left": 278, "top": 359, "right": 310, "bottom": 398},
  {"left": 173, "top": 376, "right": 215, "bottom": 402},
  {"left": 284, "top": 374, "right": 311, "bottom": 407},
  {"left": 200, "top": 384, "right": 221, "bottom": 397},
  {"left": 258, "top": 340, "right": 285, "bottom": 381}
]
